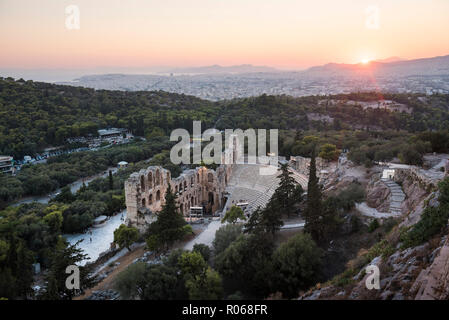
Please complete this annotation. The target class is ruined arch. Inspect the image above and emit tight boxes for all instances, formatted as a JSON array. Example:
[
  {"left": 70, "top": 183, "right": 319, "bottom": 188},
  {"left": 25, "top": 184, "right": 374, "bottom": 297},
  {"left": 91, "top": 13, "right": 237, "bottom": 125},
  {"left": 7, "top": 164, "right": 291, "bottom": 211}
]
[
  {"left": 208, "top": 192, "right": 214, "bottom": 205},
  {"left": 140, "top": 175, "right": 145, "bottom": 191},
  {"left": 156, "top": 190, "right": 161, "bottom": 201},
  {"left": 142, "top": 198, "right": 146, "bottom": 207},
  {"left": 149, "top": 194, "right": 153, "bottom": 205},
  {"left": 156, "top": 170, "right": 160, "bottom": 186},
  {"left": 148, "top": 172, "right": 153, "bottom": 189},
  {"left": 208, "top": 173, "right": 214, "bottom": 183}
]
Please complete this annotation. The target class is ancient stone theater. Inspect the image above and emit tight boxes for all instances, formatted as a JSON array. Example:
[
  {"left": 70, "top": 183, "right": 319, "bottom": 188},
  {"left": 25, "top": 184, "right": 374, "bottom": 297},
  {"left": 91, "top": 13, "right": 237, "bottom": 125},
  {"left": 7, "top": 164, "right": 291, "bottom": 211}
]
[{"left": 124, "top": 135, "right": 239, "bottom": 231}]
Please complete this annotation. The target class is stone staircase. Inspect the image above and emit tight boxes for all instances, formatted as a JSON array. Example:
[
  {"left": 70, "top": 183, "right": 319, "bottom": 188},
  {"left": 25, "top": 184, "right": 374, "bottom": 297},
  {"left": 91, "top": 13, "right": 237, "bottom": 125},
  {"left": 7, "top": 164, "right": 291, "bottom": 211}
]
[{"left": 381, "top": 178, "right": 406, "bottom": 215}]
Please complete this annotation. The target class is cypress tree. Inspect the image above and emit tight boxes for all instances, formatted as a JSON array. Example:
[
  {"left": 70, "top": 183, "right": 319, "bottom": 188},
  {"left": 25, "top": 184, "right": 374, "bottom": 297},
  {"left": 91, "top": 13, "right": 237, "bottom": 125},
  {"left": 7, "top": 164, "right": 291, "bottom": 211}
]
[
  {"left": 146, "top": 185, "right": 187, "bottom": 252},
  {"left": 108, "top": 170, "right": 113, "bottom": 190},
  {"left": 304, "top": 151, "right": 323, "bottom": 242},
  {"left": 273, "top": 163, "right": 303, "bottom": 218}
]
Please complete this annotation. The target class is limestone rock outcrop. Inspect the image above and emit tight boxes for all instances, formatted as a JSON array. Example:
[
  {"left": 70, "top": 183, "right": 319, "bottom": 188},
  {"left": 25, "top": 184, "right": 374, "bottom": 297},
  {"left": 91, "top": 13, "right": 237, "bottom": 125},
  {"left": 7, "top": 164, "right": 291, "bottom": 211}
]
[{"left": 365, "top": 178, "right": 391, "bottom": 212}]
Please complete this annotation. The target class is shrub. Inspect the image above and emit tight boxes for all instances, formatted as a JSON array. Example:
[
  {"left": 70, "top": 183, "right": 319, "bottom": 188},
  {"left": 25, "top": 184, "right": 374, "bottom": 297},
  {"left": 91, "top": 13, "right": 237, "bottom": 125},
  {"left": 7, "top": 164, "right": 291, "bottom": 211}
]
[
  {"left": 331, "top": 268, "right": 358, "bottom": 287},
  {"left": 400, "top": 205, "right": 449, "bottom": 248},
  {"left": 368, "top": 219, "right": 380, "bottom": 233},
  {"left": 366, "top": 239, "right": 395, "bottom": 260}
]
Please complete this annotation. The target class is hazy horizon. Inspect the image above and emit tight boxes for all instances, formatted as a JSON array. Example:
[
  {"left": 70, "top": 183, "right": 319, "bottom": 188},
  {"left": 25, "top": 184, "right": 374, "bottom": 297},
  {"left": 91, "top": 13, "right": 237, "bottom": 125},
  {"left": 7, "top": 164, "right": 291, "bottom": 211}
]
[{"left": 1, "top": 0, "right": 449, "bottom": 74}]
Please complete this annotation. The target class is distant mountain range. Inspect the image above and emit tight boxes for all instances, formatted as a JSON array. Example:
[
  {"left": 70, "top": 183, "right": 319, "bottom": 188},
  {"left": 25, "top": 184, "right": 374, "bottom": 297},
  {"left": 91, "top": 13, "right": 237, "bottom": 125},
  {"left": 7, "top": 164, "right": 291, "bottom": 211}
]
[
  {"left": 304, "top": 54, "right": 449, "bottom": 77},
  {"left": 374, "top": 57, "right": 405, "bottom": 63}
]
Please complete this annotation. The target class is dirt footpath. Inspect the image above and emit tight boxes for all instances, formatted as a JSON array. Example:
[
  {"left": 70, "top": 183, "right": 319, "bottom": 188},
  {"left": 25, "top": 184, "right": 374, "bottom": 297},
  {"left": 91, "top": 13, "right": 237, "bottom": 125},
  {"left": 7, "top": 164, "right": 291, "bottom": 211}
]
[
  {"left": 75, "top": 246, "right": 145, "bottom": 300},
  {"left": 75, "top": 228, "right": 202, "bottom": 300}
]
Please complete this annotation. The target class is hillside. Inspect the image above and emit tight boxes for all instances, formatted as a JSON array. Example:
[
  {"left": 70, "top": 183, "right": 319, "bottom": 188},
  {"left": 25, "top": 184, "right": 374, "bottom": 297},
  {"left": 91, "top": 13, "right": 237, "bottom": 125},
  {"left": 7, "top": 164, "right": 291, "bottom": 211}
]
[
  {"left": 0, "top": 78, "right": 218, "bottom": 158},
  {"left": 299, "top": 169, "right": 449, "bottom": 300},
  {"left": 2, "top": 77, "right": 449, "bottom": 159}
]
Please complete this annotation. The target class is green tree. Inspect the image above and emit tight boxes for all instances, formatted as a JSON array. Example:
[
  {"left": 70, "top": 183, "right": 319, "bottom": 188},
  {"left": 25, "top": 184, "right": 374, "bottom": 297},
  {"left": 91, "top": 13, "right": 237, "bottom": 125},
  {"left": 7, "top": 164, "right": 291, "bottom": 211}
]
[
  {"left": 272, "top": 233, "right": 323, "bottom": 298},
  {"left": 114, "top": 261, "right": 147, "bottom": 299},
  {"left": 213, "top": 224, "right": 242, "bottom": 257},
  {"left": 114, "top": 261, "right": 184, "bottom": 300},
  {"left": 178, "top": 251, "right": 208, "bottom": 278},
  {"left": 272, "top": 163, "right": 303, "bottom": 218},
  {"left": 215, "top": 233, "right": 273, "bottom": 298},
  {"left": 193, "top": 243, "right": 211, "bottom": 262},
  {"left": 43, "top": 207, "right": 64, "bottom": 233},
  {"left": 319, "top": 143, "right": 339, "bottom": 161},
  {"left": 52, "top": 186, "right": 75, "bottom": 203},
  {"left": 140, "top": 264, "right": 183, "bottom": 300},
  {"left": 221, "top": 205, "right": 246, "bottom": 224},
  {"left": 41, "top": 238, "right": 97, "bottom": 300},
  {"left": 304, "top": 152, "right": 324, "bottom": 243},
  {"left": 108, "top": 170, "right": 114, "bottom": 190},
  {"left": 185, "top": 267, "right": 223, "bottom": 300},
  {"left": 244, "top": 201, "right": 283, "bottom": 236},
  {"left": 398, "top": 145, "right": 423, "bottom": 165},
  {"left": 14, "top": 241, "right": 35, "bottom": 299},
  {"left": 146, "top": 185, "right": 187, "bottom": 252},
  {"left": 113, "top": 224, "right": 139, "bottom": 251}
]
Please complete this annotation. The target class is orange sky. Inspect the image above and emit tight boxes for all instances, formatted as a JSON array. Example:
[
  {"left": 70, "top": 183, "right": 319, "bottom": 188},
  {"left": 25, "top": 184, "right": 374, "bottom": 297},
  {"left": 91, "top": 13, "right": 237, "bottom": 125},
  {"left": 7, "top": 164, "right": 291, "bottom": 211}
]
[{"left": 1, "top": 0, "right": 448, "bottom": 70}]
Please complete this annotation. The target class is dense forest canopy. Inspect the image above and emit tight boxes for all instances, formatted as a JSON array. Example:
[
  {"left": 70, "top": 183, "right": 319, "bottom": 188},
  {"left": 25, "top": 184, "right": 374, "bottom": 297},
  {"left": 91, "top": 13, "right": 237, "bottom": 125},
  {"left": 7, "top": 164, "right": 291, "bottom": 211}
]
[
  {"left": 0, "top": 78, "right": 218, "bottom": 158},
  {"left": 1, "top": 78, "right": 449, "bottom": 158}
]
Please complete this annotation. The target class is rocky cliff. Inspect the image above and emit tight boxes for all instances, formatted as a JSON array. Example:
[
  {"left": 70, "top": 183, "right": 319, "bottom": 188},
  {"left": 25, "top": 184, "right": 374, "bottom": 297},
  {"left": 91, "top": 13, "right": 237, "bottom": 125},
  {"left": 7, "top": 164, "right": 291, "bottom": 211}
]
[
  {"left": 365, "top": 177, "right": 391, "bottom": 212},
  {"left": 299, "top": 167, "right": 449, "bottom": 300}
]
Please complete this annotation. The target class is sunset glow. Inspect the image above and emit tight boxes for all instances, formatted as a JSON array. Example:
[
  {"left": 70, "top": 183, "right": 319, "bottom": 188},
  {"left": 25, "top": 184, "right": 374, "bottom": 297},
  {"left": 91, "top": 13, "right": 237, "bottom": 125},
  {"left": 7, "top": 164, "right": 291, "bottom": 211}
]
[{"left": 1, "top": 0, "right": 449, "bottom": 70}]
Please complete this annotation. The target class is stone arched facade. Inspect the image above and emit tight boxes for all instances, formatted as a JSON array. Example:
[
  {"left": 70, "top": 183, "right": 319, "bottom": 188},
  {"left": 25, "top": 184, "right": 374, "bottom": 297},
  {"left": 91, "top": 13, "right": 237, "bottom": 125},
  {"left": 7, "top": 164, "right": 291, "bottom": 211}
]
[
  {"left": 124, "top": 165, "right": 232, "bottom": 230},
  {"left": 125, "top": 135, "right": 240, "bottom": 231},
  {"left": 125, "top": 134, "right": 240, "bottom": 231}
]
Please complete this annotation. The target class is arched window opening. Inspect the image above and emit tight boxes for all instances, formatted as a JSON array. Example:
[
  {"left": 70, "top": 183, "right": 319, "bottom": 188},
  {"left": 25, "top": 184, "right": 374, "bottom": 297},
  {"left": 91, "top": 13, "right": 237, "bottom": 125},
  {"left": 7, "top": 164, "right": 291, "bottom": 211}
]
[
  {"left": 140, "top": 175, "right": 145, "bottom": 191},
  {"left": 156, "top": 170, "right": 160, "bottom": 186},
  {"left": 208, "top": 192, "right": 214, "bottom": 205},
  {"left": 148, "top": 172, "right": 153, "bottom": 189}
]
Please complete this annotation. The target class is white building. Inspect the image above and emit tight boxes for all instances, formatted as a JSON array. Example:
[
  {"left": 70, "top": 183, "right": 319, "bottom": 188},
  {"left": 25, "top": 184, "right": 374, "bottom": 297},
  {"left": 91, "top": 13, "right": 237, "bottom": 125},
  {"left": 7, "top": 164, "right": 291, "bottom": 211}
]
[
  {"left": 382, "top": 169, "right": 395, "bottom": 180},
  {"left": 118, "top": 161, "right": 129, "bottom": 169},
  {"left": 0, "top": 155, "right": 13, "bottom": 174}
]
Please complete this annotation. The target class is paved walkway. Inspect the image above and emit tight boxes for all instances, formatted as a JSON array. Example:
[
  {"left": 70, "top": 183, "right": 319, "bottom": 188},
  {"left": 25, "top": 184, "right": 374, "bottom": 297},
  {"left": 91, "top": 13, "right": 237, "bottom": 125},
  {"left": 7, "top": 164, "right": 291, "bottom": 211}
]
[
  {"left": 355, "top": 202, "right": 402, "bottom": 219},
  {"left": 183, "top": 219, "right": 223, "bottom": 250},
  {"left": 63, "top": 210, "right": 127, "bottom": 265},
  {"left": 280, "top": 222, "right": 305, "bottom": 229}
]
